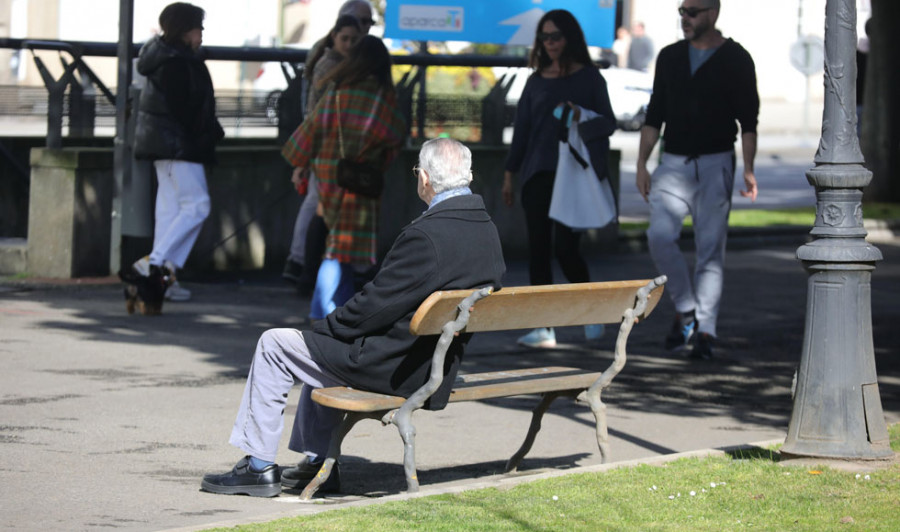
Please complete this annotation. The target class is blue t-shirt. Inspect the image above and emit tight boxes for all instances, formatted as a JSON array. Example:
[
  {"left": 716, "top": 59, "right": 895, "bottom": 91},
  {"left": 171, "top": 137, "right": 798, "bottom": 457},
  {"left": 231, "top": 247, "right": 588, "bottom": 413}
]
[{"left": 689, "top": 44, "right": 721, "bottom": 75}]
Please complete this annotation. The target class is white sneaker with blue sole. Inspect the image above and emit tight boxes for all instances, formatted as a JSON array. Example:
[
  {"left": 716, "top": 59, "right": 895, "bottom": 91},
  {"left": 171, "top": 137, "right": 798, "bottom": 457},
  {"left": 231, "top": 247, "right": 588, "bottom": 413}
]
[{"left": 517, "top": 327, "right": 556, "bottom": 348}]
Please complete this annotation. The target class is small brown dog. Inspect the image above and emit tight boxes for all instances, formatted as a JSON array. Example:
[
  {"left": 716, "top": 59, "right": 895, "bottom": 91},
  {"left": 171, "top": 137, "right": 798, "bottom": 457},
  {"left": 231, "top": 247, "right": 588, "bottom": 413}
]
[{"left": 118, "top": 266, "right": 171, "bottom": 315}]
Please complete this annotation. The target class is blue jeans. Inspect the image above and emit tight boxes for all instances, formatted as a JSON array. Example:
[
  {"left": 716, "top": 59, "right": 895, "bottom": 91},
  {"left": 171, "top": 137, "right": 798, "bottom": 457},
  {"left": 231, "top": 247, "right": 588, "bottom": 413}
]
[{"left": 309, "top": 258, "right": 355, "bottom": 320}]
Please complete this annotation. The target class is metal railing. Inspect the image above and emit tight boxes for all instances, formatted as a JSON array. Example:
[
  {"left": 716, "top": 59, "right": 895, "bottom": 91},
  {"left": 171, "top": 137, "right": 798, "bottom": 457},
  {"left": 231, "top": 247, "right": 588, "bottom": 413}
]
[{"left": 0, "top": 37, "right": 529, "bottom": 145}]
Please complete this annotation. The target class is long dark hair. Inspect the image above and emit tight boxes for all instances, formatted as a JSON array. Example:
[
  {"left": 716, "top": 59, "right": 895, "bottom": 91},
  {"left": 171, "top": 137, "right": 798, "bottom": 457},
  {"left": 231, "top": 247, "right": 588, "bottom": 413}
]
[
  {"left": 320, "top": 35, "right": 394, "bottom": 93},
  {"left": 305, "top": 15, "right": 363, "bottom": 79},
  {"left": 159, "top": 2, "right": 204, "bottom": 46},
  {"left": 528, "top": 9, "right": 592, "bottom": 74}
]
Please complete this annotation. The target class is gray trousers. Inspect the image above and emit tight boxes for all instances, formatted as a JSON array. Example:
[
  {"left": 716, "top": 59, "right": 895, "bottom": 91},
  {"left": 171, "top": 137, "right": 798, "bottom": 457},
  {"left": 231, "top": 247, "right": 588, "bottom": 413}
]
[
  {"left": 229, "top": 328, "right": 345, "bottom": 463},
  {"left": 288, "top": 173, "right": 320, "bottom": 264},
  {"left": 646, "top": 151, "right": 735, "bottom": 337}
]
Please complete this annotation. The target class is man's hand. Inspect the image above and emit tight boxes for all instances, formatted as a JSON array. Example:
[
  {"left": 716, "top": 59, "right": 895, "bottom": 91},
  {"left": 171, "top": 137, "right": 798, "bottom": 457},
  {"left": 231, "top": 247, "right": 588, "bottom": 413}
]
[
  {"left": 636, "top": 164, "right": 652, "bottom": 202},
  {"left": 635, "top": 125, "right": 660, "bottom": 203},
  {"left": 739, "top": 132, "right": 758, "bottom": 202},
  {"left": 740, "top": 169, "right": 758, "bottom": 202},
  {"left": 502, "top": 171, "right": 515, "bottom": 207}
]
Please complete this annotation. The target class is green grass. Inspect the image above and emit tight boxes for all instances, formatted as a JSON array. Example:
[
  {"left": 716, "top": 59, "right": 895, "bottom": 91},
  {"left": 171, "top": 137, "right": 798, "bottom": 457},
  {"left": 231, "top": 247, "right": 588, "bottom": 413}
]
[
  {"left": 210, "top": 424, "right": 900, "bottom": 531},
  {"left": 619, "top": 202, "right": 900, "bottom": 232}
]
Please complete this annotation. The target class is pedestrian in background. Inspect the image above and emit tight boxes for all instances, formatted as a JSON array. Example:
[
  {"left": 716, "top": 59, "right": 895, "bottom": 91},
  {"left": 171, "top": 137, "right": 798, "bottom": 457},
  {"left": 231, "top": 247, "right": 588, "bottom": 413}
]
[
  {"left": 612, "top": 26, "right": 631, "bottom": 68},
  {"left": 635, "top": 0, "right": 759, "bottom": 359},
  {"left": 132, "top": 1, "right": 224, "bottom": 302},
  {"left": 627, "top": 22, "right": 655, "bottom": 72},
  {"left": 282, "top": 35, "right": 406, "bottom": 320},
  {"left": 282, "top": 0, "right": 375, "bottom": 295},
  {"left": 502, "top": 9, "right": 616, "bottom": 349}
]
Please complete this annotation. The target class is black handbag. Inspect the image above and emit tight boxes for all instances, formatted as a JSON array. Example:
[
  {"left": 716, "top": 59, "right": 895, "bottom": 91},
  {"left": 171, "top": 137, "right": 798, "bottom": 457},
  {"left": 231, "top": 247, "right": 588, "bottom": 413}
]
[{"left": 336, "top": 92, "right": 384, "bottom": 198}]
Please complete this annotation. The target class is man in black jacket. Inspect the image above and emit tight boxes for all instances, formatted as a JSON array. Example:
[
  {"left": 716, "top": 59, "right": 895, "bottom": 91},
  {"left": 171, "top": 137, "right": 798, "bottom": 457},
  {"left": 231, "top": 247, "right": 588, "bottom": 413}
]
[
  {"left": 201, "top": 138, "right": 507, "bottom": 497},
  {"left": 635, "top": 0, "right": 759, "bottom": 360}
]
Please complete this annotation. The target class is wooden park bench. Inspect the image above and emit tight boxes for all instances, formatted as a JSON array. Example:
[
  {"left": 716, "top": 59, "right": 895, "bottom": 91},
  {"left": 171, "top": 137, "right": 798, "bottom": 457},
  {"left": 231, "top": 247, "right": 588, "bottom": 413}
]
[{"left": 299, "top": 276, "right": 667, "bottom": 500}]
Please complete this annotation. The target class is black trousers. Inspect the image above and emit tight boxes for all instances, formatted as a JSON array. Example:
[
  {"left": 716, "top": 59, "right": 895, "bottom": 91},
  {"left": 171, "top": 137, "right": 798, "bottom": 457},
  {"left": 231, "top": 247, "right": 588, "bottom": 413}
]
[
  {"left": 298, "top": 214, "right": 328, "bottom": 290},
  {"left": 521, "top": 171, "right": 590, "bottom": 286}
]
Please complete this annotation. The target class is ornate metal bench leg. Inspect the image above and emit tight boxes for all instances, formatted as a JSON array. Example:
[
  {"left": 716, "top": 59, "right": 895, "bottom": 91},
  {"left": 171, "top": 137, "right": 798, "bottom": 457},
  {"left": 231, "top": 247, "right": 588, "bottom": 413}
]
[
  {"left": 387, "top": 407, "right": 420, "bottom": 492},
  {"left": 299, "top": 411, "right": 367, "bottom": 501},
  {"left": 578, "top": 387, "right": 610, "bottom": 462},
  {"left": 576, "top": 277, "right": 666, "bottom": 464},
  {"left": 505, "top": 392, "right": 561, "bottom": 473}
]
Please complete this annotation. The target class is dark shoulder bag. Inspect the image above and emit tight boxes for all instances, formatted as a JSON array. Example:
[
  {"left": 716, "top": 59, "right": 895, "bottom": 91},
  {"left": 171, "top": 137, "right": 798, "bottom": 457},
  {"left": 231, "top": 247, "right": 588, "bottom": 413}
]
[{"left": 335, "top": 91, "right": 384, "bottom": 198}]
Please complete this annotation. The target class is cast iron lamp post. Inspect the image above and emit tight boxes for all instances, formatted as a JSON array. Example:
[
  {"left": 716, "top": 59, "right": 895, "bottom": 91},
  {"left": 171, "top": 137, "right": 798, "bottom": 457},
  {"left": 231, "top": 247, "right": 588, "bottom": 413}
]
[{"left": 781, "top": 0, "right": 892, "bottom": 461}]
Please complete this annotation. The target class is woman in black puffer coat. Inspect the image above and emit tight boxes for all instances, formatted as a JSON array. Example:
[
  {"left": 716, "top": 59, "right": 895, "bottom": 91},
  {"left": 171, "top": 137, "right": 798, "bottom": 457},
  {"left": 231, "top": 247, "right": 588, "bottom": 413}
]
[{"left": 132, "top": 2, "right": 223, "bottom": 302}]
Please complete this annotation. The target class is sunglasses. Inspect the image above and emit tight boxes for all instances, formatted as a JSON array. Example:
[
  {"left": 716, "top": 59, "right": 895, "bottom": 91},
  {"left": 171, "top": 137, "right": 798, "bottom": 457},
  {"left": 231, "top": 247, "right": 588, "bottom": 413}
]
[
  {"left": 361, "top": 18, "right": 375, "bottom": 26},
  {"left": 678, "top": 6, "right": 712, "bottom": 18},
  {"left": 538, "top": 31, "right": 564, "bottom": 43}
]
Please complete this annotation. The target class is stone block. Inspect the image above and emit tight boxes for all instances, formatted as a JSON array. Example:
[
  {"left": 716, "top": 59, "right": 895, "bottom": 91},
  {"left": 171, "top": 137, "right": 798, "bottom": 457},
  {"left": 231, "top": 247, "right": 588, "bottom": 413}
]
[
  {"left": 27, "top": 148, "right": 113, "bottom": 278},
  {"left": 0, "top": 237, "right": 27, "bottom": 275}
]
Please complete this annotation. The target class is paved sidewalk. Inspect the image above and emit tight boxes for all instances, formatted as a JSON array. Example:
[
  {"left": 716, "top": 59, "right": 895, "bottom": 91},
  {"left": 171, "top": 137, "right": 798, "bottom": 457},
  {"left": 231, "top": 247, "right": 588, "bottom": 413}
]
[{"left": 1, "top": 236, "right": 898, "bottom": 531}]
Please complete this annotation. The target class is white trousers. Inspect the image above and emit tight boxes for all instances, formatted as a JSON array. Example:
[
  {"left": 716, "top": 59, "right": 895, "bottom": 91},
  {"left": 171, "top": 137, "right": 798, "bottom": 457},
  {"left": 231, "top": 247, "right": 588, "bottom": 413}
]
[
  {"left": 150, "top": 160, "right": 210, "bottom": 269},
  {"left": 228, "top": 329, "right": 345, "bottom": 463},
  {"left": 646, "top": 151, "right": 735, "bottom": 337}
]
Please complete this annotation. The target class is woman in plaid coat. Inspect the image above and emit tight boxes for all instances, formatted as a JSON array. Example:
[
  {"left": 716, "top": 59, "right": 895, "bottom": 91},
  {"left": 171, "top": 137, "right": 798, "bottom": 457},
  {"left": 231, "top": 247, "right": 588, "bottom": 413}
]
[{"left": 282, "top": 35, "right": 406, "bottom": 319}]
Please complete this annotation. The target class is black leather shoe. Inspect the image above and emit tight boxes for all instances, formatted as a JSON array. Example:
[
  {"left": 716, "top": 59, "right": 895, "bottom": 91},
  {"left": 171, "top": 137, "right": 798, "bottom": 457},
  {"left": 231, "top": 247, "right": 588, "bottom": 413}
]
[
  {"left": 281, "top": 458, "right": 341, "bottom": 492},
  {"left": 282, "top": 259, "right": 303, "bottom": 284},
  {"left": 201, "top": 456, "right": 281, "bottom": 497},
  {"left": 689, "top": 332, "right": 715, "bottom": 360}
]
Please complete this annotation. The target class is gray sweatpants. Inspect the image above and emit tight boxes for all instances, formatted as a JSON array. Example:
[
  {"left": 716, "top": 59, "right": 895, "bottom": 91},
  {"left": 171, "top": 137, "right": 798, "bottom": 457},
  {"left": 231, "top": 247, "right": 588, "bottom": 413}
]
[
  {"left": 646, "top": 151, "right": 735, "bottom": 338},
  {"left": 228, "top": 328, "right": 345, "bottom": 463}
]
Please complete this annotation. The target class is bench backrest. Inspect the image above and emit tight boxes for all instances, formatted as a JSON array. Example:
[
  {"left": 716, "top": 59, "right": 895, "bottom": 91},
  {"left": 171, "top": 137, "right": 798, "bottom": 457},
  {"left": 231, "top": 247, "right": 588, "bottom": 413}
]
[{"left": 409, "top": 280, "right": 663, "bottom": 335}]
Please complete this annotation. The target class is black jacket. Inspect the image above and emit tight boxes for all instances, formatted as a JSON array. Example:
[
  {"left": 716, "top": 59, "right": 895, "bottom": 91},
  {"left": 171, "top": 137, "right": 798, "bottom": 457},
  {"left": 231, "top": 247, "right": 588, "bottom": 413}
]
[
  {"left": 645, "top": 38, "right": 759, "bottom": 156},
  {"left": 134, "top": 36, "right": 224, "bottom": 163},
  {"left": 306, "top": 194, "right": 507, "bottom": 410}
]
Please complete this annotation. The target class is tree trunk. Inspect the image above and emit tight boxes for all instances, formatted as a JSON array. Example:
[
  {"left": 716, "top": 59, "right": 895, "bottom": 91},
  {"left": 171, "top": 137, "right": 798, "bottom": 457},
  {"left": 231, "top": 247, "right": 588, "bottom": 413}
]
[{"left": 862, "top": 0, "right": 900, "bottom": 203}]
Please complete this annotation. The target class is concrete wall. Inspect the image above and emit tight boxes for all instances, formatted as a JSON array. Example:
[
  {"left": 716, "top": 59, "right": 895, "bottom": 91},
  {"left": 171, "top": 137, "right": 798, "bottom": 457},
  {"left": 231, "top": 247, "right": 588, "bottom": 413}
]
[
  {"left": 19, "top": 144, "right": 620, "bottom": 278},
  {"left": 27, "top": 148, "right": 113, "bottom": 277}
]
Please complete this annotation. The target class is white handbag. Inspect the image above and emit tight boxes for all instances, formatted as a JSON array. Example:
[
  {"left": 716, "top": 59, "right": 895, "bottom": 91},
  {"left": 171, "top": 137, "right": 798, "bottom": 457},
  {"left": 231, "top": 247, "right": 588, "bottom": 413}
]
[{"left": 548, "top": 105, "right": 616, "bottom": 231}]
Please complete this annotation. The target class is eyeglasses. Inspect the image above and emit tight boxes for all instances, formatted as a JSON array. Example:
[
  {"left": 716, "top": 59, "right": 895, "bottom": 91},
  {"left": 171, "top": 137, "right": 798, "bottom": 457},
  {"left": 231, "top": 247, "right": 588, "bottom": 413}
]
[
  {"left": 538, "top": 31, "right": 564, "bottom": 43},
  {"left": 412, "top": 165, "right": 422, "bottom": 179},
  {"left": 361, "top": 18, "right": 375, "bottom": 26},
  {"left": 678, "top": 6, "right": 712, "bottom": 18}
]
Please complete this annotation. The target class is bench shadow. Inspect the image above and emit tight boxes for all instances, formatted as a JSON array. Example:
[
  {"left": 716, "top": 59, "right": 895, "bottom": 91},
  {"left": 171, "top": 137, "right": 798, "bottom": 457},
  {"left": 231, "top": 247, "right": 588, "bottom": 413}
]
[{"left": 282, "top": 453, "right": 594, "bottom": 499}]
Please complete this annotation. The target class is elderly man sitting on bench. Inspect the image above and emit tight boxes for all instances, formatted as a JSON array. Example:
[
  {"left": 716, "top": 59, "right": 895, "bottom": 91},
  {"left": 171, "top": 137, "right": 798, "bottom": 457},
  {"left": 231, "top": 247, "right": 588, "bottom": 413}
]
[{"left": 201, "top": 137, "right": 507, "bottom": 497}]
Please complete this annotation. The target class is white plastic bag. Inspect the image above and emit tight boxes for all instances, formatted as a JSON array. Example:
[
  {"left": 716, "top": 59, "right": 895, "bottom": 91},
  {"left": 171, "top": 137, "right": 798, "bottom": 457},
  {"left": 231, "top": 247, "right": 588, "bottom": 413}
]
[{"left": 548, "top": 106, "right": 616, "bottom": 230}]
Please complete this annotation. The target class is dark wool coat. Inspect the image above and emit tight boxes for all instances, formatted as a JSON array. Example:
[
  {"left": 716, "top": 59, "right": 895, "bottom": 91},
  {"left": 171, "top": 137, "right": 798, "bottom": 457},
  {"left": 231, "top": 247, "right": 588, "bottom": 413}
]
[
  {"left": 134, "top": 36, "right": 224, "bottom": 164},
  {"left": 306, "top": 194, "right": 506, "bottom": 410}
]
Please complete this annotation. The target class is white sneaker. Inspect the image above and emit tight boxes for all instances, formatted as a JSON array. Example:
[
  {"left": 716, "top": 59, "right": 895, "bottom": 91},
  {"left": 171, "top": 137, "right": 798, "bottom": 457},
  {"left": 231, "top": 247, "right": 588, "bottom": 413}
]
[
  {"left": 517, "top": 327, "right": 556, "bottom": 348},
  {"left": 132, "top": 256, "right": 151, "bottom": 277},
  {"left": 584, "top": 324, "right": 605, "bottom": 341},
  {"left": 165, "top": 280, "right": 191, "bottom": 302},
  {"left": 163, "top": 260, "right": 178, "bottom": 277}
]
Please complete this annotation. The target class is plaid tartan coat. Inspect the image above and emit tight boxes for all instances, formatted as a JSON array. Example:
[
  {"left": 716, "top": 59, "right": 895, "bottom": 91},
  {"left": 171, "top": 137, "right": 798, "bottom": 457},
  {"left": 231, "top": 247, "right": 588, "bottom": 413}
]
[{"left": 282, "top": 77, "right": 406, "bottom": 264}]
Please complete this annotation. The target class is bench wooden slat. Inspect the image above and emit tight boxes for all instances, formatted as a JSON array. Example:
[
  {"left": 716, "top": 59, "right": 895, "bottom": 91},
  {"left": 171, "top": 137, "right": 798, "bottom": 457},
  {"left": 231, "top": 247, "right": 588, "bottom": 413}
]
[
  {"left": 410, "top": 280, "right": 663, "bottom": 335},
  {"left": 311, "top": 366, "right": 601, "bottom": 412}
]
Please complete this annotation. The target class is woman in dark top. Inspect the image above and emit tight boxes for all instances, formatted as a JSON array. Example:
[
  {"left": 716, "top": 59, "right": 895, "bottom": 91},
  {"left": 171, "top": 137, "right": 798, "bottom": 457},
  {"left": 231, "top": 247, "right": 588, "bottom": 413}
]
[
  {"left": 503, "top": 9, "right": 616, "bottom": 348},
  {"left": 132, "top": 2, "right": 224, "bottom": 302}
]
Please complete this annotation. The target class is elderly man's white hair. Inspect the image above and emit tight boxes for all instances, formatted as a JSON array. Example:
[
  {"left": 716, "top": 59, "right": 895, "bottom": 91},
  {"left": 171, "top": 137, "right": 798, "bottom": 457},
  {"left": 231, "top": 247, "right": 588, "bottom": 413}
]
[
  {"left": 339, "top": 0, "right": 373, "bottom": 17},
  {"left": 418, "top": 138, "right": 473, "bottom": 194}
]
